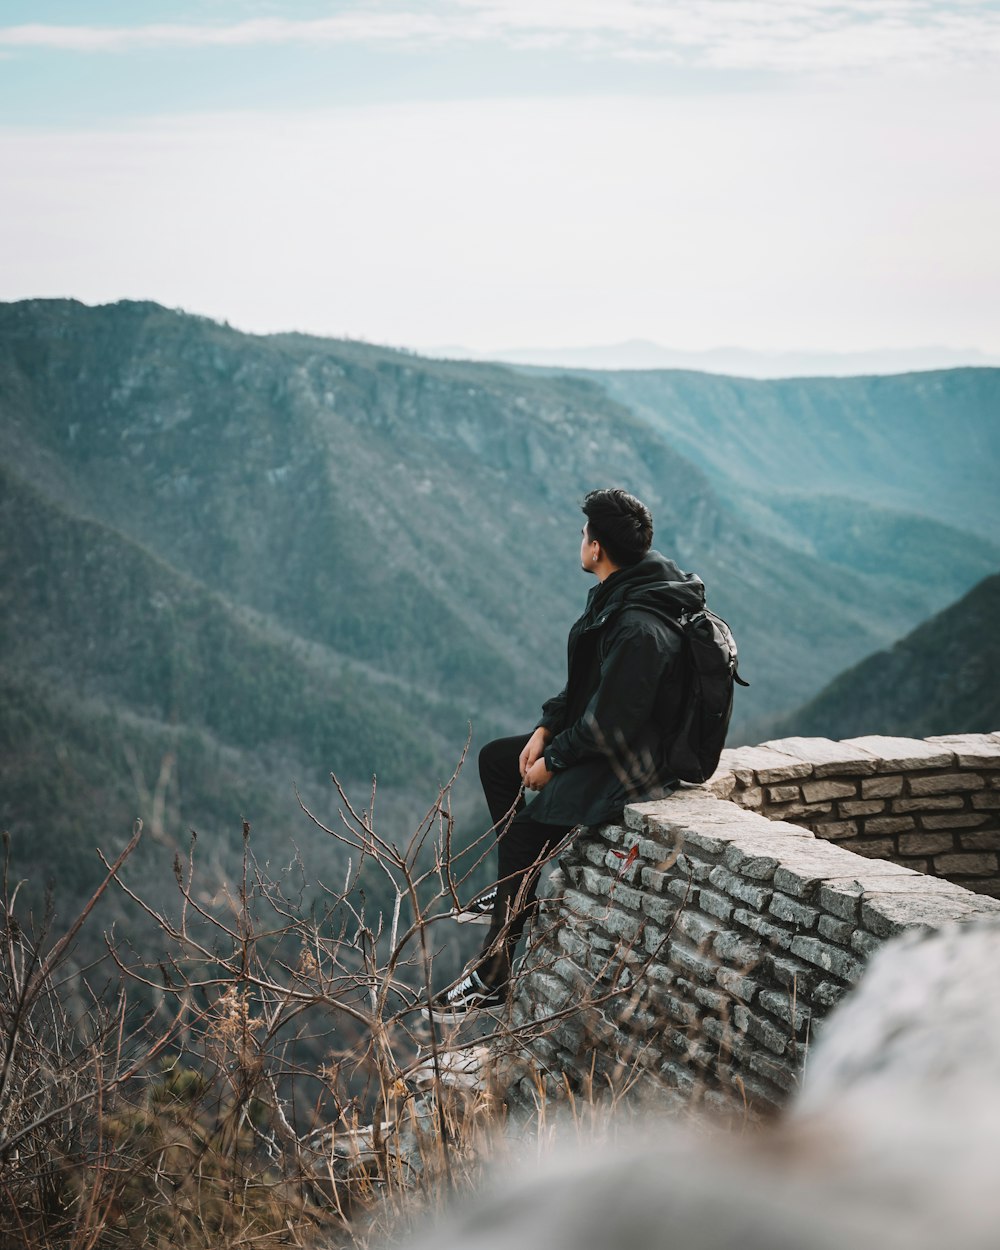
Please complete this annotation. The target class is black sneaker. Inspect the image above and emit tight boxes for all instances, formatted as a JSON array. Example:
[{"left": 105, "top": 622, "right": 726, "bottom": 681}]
[
  {"left": 451, "top": 887, "right": 497, "bottom": 926},
  {"left": 422, "top": 969, "right": 504, "bottom": 1022}
]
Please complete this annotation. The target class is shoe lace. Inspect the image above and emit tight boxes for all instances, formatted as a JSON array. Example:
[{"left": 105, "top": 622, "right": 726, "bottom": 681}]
[{"left": 446, "top": 971, "right": 481, "bottom": 1003}]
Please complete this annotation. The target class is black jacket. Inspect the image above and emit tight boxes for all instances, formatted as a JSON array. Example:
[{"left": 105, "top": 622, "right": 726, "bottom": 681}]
[{"left": 528, "top": 550, "right": 705, "bottom": 828}]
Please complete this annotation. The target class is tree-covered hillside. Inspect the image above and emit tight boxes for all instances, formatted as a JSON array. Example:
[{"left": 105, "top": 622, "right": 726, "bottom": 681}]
[
  {"left": 590, "top": 366, "right": 1000, "bottom": 541},
  {"left": 2, "top": 298, "right": 996, "bottom": 922},
  {"left": 772, "top": 573, "right": 1000, "bottom": 739}
]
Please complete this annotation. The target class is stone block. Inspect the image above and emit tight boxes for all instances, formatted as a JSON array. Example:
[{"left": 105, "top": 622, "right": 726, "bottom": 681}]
[
  {"left": 893, "top": 795, "right": 966, "bottom": 813},
  {"left": 640, "top": 893, "right": 678, "bottom": 926},
  {"left": 761, "top": 736, "right": 879, "bottom": 776},
  {"left": 716, "top": 966, "right": 760, "bottom": 1002},
  {"left": 580, "top": 865, "right": 615, "bottom": 897},
  {"left": 556, "top": 928, "right": 592, "bottom": 965},
  {"left": 789, "top": 935, "right": 863, "bottom": 982},
  {"left": 926, "top": 733, "right": 1000, "bottom": 767},
  {"left": 733, "top": 908, "right": 795, "bottom": 950},
  {"left": 668, "top": 878, "right": 698, "bottom": 904},
  {"left": 600, "top": 907, "right": 643, "bottom": 943},
  {"left": 736, "top": 787, "right": 764, "bottom": 810},
  {"left": 909, "top": 772, "right": 986, "bottom": 795},
  {"left": 673, "top": 853, "right": 714, "bottom": 882},
  {"left": 607, "top": 881, "right": 645, "bottom": 912},
  {"left": 815, "top": 880, "right": 863, "bottom": 921},
  {"left": 529, "top": 972, "right": 573, "bottom": 1009},
  {"left": 837, "top": 800, "right": 885, "bottom": 817},
  {"left": 694, "top": 985, "right": 728, "bottom": 1012},
  {"left": 769, "top": 893, "right": 819, "bottom": 928},
  {"left": 763, "top": 953, "right": 815, "bottom": 992},
  {"left": 708, "top": 864, "right": 772, "bottom": 910},
  {"left": 551, "top": 956, "right": 589, "bottom": 990},
  {"left": 659, "top": 1060, "right": 698, "bottom": 1093},
  {"left": 581, "top": 839, "right": 613, "bottom": 868},
  {"left": 675, "top": 909, "right": 720, "bottom": 946},
  {"left": 921, "top": 812, "right": 988, "bottom": 830},
  {"left": 640, "top": 866, "right": 671, "bottom": 893},
  {"left": 645, "top": 960, "right": 675, "bottom": 986},
  {"left": 771, "top": 862, "right": 837, "bottom": 898},
  {"left": 802, "top": 779, "right": 858, "bottom": 802},
  {"left": 848, "top": 838, "right": 897, "bottom": 859},
  {"left": 768, "top": 784, "right": 803, "bottom": 803},
  {"left": 864, "top": 815, "right": 916, "bottom": 835},
  {"left": 715, "top": 744, "right": 814, "bottom": 783},
  {"left": 850, "top": 929, "right": 882, "bottom": 958},
  {"left": 766, "top": 801, "right": 834, "bottom": 820},
  {"left": 703, "top": 1015, "right": 748, "bottom": 1057},
  {"left": 668, "top": 940, "right": 719, "bottom": 984},
  {"left": 674, "top": 1032, "right": 715, "bottom": 1069},
  {"left": 758, "top": 987, "right": 812, "bottom": 1033},
  {"left": 713, "top": 929, "right": 763, "bottom": 967},
  {"left": 860, "top": 886, "right": 1000, "bottom": 937},
  {"left": 811, "top": 980, "right": 845, "bottom": 1008},
  {"left": 732, "top": 1003, "right": 787, "bottom": 1055},
  {"left": 897, "top": 832, "right": 954, "bottom": 855},
  {"left": 843, "top": 735, "right": 953, "bottom": 770},
  {"left": 723, "top": 845, "right": 780, "bottom": 881},
  {"left": 862, "top": 774, "right": 904, "bottom": 798},
  {"left": 697, "top": 885, "right": 735, "bottom": 922},
  {"left": 933, "top": 852, "right": 999, "bottom": 876},
  {"left": 562, "top": 888, "right": 611, "bottom": 924},
  {"left": 959, "top": 831, "right": 1000, "bottom": 851},
  {"left": 817, "top": 914, "right": 854, "bottom": 944},
  {"left": 809, "top": 819, "right": 860, "bottom": 840},
  {"left": 972, "top": 792, "right": 1000, "bottom": 809},
  {"left": 706, "top": 771, "right": 737, "bottom": 800},
  {"left": 747, "top": 1049, "right": 800, "bottom": 1093},
  {"left": 761, "top": 839, "right": 878, "bottom": 896}
]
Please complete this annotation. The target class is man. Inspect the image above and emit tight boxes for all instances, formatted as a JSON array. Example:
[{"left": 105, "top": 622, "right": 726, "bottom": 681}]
[{"left": 425, "top": 487, "right": 706, "bottom": 1021}]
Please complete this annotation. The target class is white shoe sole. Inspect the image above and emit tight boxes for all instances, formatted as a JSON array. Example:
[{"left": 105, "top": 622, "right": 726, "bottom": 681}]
[{"left": 451, "top": 908, "right": 493, "bottom": 926}]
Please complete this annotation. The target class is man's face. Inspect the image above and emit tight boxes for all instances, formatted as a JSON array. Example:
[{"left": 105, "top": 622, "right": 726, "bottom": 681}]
[{"left": 580, "top": 523, "right": 598, "bottom": 574}]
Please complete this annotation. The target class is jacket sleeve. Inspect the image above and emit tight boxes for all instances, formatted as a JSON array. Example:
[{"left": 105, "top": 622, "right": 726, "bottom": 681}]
[
  {"left": 538, "top": 687, "right": 568, "bottom": 734},
  {"left": 545, "top": 622, "right": 676, "bottom": 771}
]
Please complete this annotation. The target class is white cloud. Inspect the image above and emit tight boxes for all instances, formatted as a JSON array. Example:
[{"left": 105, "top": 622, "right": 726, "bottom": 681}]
[{"left": 2, "top": 1, "right": 1000, "bottom": 73}]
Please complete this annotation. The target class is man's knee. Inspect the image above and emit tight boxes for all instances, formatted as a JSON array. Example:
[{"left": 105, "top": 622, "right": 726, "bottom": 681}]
[
  {"left": 478, "top": 736, "right": 501, "bottom": 774},
  {"left": 478, "top": 735, "right": 522, "bottom": 784}
]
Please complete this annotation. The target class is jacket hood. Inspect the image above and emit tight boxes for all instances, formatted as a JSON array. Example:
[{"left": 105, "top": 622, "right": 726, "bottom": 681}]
[{"left": 590, "top": 549, "right": 705, "bottom": 620}]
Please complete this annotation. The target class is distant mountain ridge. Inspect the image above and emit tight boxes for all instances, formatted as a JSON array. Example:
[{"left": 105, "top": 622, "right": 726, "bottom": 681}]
[
  {"left": 772, "top": 573, "right": 1000, "bottom": 739},
  {"left": 430, "top": 339, "right": 1000, "bottom": 378},
  {"left": 584, "top": 366, "right": 1000, "bottom": 542}
]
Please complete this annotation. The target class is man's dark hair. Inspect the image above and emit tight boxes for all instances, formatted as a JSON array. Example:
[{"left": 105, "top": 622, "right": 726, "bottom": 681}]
[{"left": 582, "top": 488, "right": 654, "bottom": 567}]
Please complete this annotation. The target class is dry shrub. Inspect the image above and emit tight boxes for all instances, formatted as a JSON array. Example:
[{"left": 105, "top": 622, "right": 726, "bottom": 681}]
[{"left": 0, "top": 755, "right": 699, "bottom": 1250}]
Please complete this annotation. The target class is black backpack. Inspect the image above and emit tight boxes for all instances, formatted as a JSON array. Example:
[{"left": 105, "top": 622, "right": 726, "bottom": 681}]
[{"left": 662, "top": 609, "right": 748, "bottom": 784}]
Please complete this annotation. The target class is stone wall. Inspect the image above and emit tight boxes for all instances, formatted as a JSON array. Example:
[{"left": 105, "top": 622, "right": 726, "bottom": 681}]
[
  {"left": 715, "top": 734, "right": 1000, "bottom": 895},
  {"left": 508, "top": 733, "right": 1000, "bottom": 1114}
]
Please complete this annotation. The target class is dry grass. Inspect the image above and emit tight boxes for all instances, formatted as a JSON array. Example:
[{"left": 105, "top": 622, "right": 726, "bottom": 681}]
[{"left": 1, "top": 743, "right": 763, "bottom": 1249}]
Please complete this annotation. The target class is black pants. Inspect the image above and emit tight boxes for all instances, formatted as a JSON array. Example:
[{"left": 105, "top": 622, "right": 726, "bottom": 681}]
[{"left": 477, "top": 734, "right": 572, "bottom": 983}]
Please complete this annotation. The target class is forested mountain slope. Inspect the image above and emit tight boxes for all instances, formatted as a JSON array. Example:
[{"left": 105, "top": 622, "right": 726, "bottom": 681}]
[
  {"left": 772, "top": 573, "right": 1000, "bottom": 739},
  {"left": 2, "top": 298, "right": 996, "bottom": 918},
  {"left": 589, "top": 367, "right": 1000, "bottom": 542}
]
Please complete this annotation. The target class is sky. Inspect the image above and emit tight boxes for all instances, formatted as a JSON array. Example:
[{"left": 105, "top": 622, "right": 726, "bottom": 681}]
[{"left": 2, "top": 1, "right": 999, "bottom": 358}]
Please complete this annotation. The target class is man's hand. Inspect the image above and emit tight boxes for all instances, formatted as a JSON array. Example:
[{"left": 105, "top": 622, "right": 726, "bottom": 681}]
[
  {"left": 518, "top": 726, "right": 552, "bottom": 781},
  {"left": 524, "top": 757, "right": 554, "bottom": 792}
]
